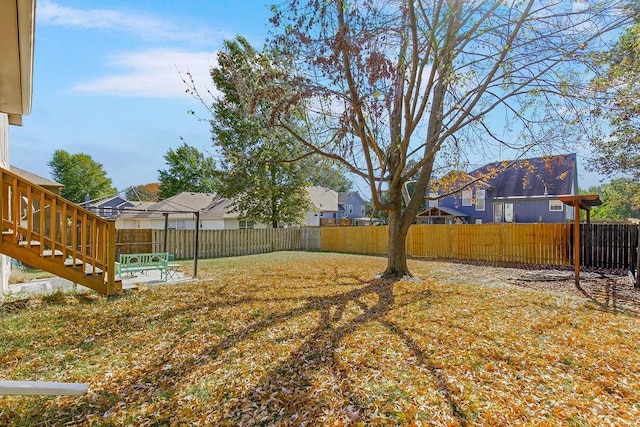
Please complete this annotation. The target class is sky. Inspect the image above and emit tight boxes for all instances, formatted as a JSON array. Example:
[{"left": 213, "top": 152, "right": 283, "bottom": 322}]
[
  {"left": 11, "top": 0, "right": 273, "bottom": 194},
  {"left": 10, "top": 0, "right": 606, "bottom": 198}
]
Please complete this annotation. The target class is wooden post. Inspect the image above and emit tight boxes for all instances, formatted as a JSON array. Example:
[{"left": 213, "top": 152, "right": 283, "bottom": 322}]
[
  {"left": 574, "top": 203, "right": 580, "bottom": 287},
  {"left": 636, "top": 226, "right": 640, "bottom": 289},
  {"left": 585, "top": 209, "right": 591, "bottom": 267},
  {"left": 106, "top": 220, "right": 117, "bottom": 295}
]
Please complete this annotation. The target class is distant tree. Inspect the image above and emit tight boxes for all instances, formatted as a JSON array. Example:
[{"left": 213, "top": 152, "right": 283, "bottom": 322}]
[
  {"left": 48, "top": 150, "right": 116, "bottom": 204},
  {"left": 158, "top": 144, "right": 218, "bottom": 199},
  {"left": 586, "top": 179, "right": 640, "bottom": 220},
  {"left": 206, "top": 36, "right": 311, "bottom": 227},
  {"left": 307, "top": 159, "right": 352, "bottom": 193},
  {"left": 125, "top": 183, "right": 160, "bottom": 202},
  {"left": 590, "top": 19, "right": 640, "bottom": 180}
]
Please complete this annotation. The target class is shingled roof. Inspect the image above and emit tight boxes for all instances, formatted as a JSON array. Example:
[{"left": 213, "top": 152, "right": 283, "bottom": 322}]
[
  {"left": 471, "top": 153, "right": 577, "bottom": 197},
  {"left": 117, "top": 192, "right": 238, "bottom": 220}
]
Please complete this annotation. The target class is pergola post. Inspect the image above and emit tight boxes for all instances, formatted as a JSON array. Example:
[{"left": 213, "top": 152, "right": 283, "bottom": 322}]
[
  {"left": 558, "top": 194, "right": 602, "bottom": 288},
  {"left": 573, "top": 202, "right": 580, "bottom": 286},
  {"left": 635, "top": 226, "right": 640, "bottom": 288},
  {"left": 193, "top": 211, "right": 200, "bottom": 279},
  {"left": 163, "top": 212, "right": 169, "bottom": 253}
]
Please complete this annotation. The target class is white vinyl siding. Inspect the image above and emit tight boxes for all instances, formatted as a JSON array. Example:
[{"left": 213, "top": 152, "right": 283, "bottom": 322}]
[{"left": 428, "top": 192, "right": 438, "bottom": 208}]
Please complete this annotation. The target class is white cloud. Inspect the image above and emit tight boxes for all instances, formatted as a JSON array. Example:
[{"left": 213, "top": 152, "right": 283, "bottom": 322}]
[
  {"left": 37, "top": 0, "right": 213, "bottom": 43},
  {"left": 70, "top": 49, "right": 219, "bottom": 99}
]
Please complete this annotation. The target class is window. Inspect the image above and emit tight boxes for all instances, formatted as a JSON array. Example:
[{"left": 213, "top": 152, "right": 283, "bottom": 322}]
[
  {"left": 361, "top": 205, "right": 366, "bottom": 215},
  {"left": 428, "top": 192, "right": 439, "bottom": 208},
  {"left": 475, "top": 189, "right": 485, "bottom": 211},
  {"left": 347, "top": 205, "right": 353, "bottom": 215},
  {"left": 239, "top": 220, "right": 254, "bottom": 229},
  {"left": 549, "top": 200, "right": 563, "bottom": 211},
  {"left": 462, "top": 190, "right": 472, "bottom": 206}
]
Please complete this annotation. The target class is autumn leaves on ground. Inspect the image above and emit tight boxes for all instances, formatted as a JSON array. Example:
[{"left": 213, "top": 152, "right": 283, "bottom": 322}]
[{"left": 2, "top": 252, "right": 639, "bottom": 426}]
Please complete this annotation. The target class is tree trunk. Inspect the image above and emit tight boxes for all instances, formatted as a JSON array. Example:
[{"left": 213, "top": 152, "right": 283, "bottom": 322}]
[{"left": 382, "top": 207, "right": 412, "bottom": 279}]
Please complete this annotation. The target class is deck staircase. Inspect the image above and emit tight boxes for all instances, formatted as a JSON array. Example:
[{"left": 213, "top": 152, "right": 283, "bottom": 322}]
[{"left": 0, "top": 168, "right": 120, "bottom": 295}]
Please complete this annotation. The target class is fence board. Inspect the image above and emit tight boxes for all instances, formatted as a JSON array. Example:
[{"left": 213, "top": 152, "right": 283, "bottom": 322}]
[
  {"left": 149, "top": 228, "right": 305, "bottom": 260},
  {"left": 578, "top": 224, "right": 639, "bottom": 271},
  {"left": 322, "top": 223, "right": 572, "bottom": 266},
  {"left": 124, "top": 223, "right": 637, "bottom": 272},
  {"left": 116, "top": 229, "right": 152, "bottom": 257}
]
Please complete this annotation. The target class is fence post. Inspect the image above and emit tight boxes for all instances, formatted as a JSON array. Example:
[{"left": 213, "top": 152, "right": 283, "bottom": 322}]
[{"left": 634, "top": 225, "right": 640, "bottom": 288}]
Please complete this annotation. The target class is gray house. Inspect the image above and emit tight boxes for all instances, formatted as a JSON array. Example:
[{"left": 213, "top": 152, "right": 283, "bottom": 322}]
[
  {"left": 83, "top": 195, "right": 135, "bottom": 219},
  {"left": 429, "top": 153, "right": 578, "bottom": 224}
]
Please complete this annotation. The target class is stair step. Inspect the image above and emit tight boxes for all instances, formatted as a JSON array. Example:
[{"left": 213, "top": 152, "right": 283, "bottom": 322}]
[
  {"left": 64, "top": 259, "right": 84, "bottom": 267},
  {"left": 84, "top": 266, "right": 103, "bottom": 275},
  {"left": 42, "top": 249, "right": 64, "bottom": 257},
  {"left": 18, "top": 240, "right": 41, "bottom": 247}
]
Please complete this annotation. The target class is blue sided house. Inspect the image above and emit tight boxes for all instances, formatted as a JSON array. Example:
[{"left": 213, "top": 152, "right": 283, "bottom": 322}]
[
  {"left": 338, "top": 191, "right": 367, "bottom": 219},
  {"left": 422, "top": 153, "right": 578, "bottom": 224}
]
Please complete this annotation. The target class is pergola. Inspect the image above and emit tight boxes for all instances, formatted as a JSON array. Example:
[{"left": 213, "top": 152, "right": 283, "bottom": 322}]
[{"left": 558, "top": 194, "right": 602, "bottom": 286}]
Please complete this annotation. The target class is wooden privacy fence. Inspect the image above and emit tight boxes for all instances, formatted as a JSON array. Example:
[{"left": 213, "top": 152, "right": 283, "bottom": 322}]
[
  {"left": 117, "top": 227, "right": 322, "bottom": 260},
  {"left": 116, "top": 223, "right": 638, "bottom": 273},
  {"left": 115, "top": 229, "right": 152, "bottom": 257},
  {"left": 321, "top": 223, "right": 572, "bottom": 266},
  {"left": 579, "top": 223, "right": 639, "bottom": 271}
]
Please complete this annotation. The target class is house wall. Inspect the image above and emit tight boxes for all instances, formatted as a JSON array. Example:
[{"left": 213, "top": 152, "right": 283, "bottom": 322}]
[
  {"left": 440, "top": 191, "right": 571, "bottom": 224},
  {"left": 117, "top": 216, "right": 267, "bottom": 230},
  {"left": 96, "top": 198, "right": 133, "bottom": 218},
  {"left": 340, "top": 194, "right": 366, "bottom": 219},
  {"left": 306, "top": 211, "right": 321, "bottom": 226},
  {"left": 0, "top": 114, "right": 10, "bottom": 293}
]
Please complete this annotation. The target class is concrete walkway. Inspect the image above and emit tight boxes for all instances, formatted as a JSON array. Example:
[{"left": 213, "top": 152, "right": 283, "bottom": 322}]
[{"left": 7, "top": 267, "right": 193, "bottom": 297}]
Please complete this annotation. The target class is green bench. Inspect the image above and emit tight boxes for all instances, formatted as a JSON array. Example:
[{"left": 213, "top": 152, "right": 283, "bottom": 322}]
[{"left": 115, "top": 252, "right": 170, "bottom": 281}]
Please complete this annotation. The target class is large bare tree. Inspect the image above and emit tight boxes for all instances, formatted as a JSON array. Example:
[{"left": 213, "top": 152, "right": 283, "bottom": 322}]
[{"left": 232, "top": 0, "right": 631, "bottom": 278}]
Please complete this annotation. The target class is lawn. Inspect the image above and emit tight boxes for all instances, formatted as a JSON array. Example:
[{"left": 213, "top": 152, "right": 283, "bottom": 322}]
[{"left": 1, "top": 252, "right": 639, "bottom": 426}]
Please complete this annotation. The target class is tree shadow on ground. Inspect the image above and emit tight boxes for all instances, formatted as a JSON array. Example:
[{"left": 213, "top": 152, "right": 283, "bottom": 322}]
[
  {"left": 575, "top": 278, "right": 640, "bottom": 318},
  {"left": 213, "top": 278, "right": 468, "bottom": 426},
  {"left": 7, "top": 275, "right": 468, "bottom": 426}
]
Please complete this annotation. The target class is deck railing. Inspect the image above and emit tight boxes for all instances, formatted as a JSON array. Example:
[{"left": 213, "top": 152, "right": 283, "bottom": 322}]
[{"left": 0, "top": 167, "right": 116, "bottom": 294}]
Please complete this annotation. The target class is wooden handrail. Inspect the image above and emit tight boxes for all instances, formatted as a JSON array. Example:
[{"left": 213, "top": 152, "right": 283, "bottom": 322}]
[{"left": 0, "top": 168, "right": 116, "bottom": 295}]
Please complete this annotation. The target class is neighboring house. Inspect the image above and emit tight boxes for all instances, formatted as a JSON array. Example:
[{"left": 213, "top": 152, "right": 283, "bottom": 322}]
[
  {"left": 82, "top": 195, "right": 135, "bottom": 219},
  {"left": 338, "top": 191, "right": 378, "bottom": 226},
  {"left": 10, "top": 165, "right": 63, "bottom": 195},
  {"left": 305, "top": 186, "right": 340, "bottom": 226},
  {"left": 427, "top": 153, "right": 578, "bottom": 224},
  {"left": 116, "top": 192, "right": 266, "bottom": 230},
  {"left": 1, "top": 1, "right": 36, "bottom": 294},
  {"left": 338, "top": 191, "right": 366, "bottom": 218}
]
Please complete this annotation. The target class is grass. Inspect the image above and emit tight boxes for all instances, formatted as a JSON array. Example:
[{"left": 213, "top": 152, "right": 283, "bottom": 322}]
[
  {"left": 1, "top": 251, "right": 640, "bottom": 426},
  {"left": 9, "top": 265, "right": 56, "bottom": 284}
]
